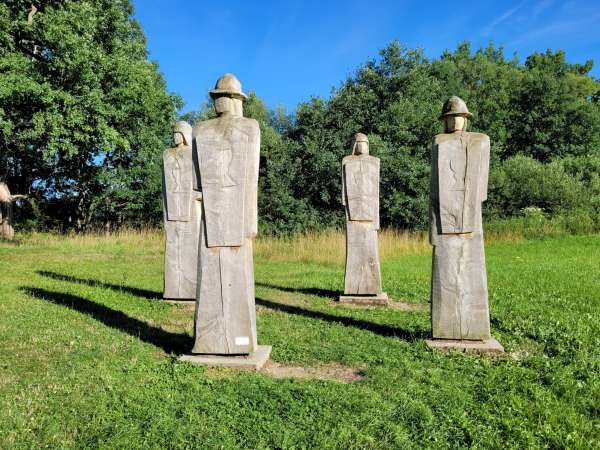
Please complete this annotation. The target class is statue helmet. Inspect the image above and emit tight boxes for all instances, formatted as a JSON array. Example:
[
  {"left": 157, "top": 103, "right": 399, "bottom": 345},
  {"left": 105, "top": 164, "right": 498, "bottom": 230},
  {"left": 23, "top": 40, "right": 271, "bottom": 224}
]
[
  {"left": 439, "top": 96, "right": 472, "bottom": 120},
  {"left": 174, "top": 121, "right": 192, "bottom": 145},
  {"left": 352, "top": 132, "right": 369, "bottom": 154},
  {"left": 209, "top": 73, "right": 248, "bottom": 101},
  {"left": 353, "top": 132, "right": 369, "bottom": 143}
]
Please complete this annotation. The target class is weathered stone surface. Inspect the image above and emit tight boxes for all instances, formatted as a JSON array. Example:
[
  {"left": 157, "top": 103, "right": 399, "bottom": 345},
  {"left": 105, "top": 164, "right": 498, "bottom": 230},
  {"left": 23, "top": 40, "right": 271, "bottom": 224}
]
[
  {"left": 341, "top": 133, "right": 385, "bottom": 300},
  {"left": 429, "top": 97, "right": 494, "bottom": 341},
  {"left": 191, "top": 74, "right": 262, "bottom": 356},
  {"left": 163, "top": 121, "right": 200, "bottom": 300},
  {"left": 180, "top": 345, "right": 272, "bottom": 370},
  {"left": 425, "top": 338, "right": 504, "bottom": 354}
]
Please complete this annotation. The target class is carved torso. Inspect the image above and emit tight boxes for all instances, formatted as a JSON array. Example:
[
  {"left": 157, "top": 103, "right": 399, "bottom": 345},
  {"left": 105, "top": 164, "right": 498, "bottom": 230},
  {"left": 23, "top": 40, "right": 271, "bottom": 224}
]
[
  {"left": 163, "top": 146, "right": 195, "bottom": 222},
  {"left": 342, "top": 155, "right": 380, "bottom": 228},
  {"left": 193, "top": 116, "right": 260, "bottom": 247},
  {"left": 431, "top": 132, "right": 489, "bottom": 235}
]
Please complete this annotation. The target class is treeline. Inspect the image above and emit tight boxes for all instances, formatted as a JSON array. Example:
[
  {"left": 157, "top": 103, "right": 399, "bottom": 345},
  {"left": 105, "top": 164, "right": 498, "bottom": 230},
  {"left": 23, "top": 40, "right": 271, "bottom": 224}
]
[
  {"left": 1, "top": 1, "right": 600, "bottom": 235},
  {"left": 250, "top": 43, "right": 600, "bottom": 234}
]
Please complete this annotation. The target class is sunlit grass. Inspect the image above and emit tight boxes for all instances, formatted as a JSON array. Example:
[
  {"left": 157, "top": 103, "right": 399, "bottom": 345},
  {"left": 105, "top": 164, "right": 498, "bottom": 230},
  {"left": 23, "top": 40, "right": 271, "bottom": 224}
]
[{"left": 0, "top": 228, "right": 599, "bottom": 448}]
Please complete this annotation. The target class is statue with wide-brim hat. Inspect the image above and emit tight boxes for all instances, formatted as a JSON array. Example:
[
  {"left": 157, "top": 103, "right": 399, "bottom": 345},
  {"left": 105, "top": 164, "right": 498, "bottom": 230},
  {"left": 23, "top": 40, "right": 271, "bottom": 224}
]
[
  {"left": 426, "top": 96, "right": 504, "bottom": 354},
  {"left": 209, "top": 73, "right": 248, "bottom": 101},
  {"left": 182, "top": 73, "right": 270, "bottom": 369}
]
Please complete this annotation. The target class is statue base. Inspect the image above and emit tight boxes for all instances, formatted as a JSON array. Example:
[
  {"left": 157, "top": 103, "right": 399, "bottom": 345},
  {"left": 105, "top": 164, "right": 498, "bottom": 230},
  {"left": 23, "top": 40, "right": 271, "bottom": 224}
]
[
  {"left": 338, "top": 293, "right": 389, "bottom": 306},
  {"left": 179, "top": 345, "right": 272, "bottom": 370},
  {"left": 425, "top": 338, "right": 504, "bottom": 354}
]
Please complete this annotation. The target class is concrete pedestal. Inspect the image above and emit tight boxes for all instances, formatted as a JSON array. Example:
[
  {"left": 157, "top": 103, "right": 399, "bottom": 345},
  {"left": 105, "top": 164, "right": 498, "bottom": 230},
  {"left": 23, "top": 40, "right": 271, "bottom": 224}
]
[
  {"left": 179, "top": 345, "right": 272, "bottom": 370},
  {"left": 425, "top": 337, "right": 504, "bottom": 354},
  {"left": 338, "top": 293, "right": 388, "bottom": 306}
]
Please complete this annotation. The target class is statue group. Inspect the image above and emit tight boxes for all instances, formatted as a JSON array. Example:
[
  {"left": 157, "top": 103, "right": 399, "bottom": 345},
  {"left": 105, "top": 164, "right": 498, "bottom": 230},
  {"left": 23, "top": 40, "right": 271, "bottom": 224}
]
[{"left": 162, "top": 74, "right": 502, "bottom": 368}]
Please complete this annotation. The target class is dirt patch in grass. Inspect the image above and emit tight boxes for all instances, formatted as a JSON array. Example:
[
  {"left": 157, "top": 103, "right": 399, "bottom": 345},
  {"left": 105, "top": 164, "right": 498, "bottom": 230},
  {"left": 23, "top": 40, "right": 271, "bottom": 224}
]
[
  {"left": 262, "top": 361, "right": 365, "bottom": 383},
  {"left": 388, "top": 300, "right": 428, "bottom": 312},
  {"left": 334, "top": 300, "right": 427, "bottom": 312}
]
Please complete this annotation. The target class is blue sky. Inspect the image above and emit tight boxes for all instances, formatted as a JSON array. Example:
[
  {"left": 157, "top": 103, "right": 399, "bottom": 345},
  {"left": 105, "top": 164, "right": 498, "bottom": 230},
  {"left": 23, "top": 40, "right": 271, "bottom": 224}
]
[{"left": 132, "top": 0, "right": 600, "bottom": 113}]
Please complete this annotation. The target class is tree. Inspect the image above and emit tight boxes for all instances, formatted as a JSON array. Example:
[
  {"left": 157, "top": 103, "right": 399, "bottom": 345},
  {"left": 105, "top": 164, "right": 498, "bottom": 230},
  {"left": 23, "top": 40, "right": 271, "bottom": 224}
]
[{"left": 0, "top": 0, "right": 179, "bottom": 231}]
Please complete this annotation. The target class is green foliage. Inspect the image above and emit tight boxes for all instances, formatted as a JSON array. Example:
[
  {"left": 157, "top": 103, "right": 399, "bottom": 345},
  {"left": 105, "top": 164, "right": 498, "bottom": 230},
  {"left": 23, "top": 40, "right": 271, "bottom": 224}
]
[
  {"left": 486, "top": 154, "right": 600, "bottom": 220},
  {"left": 257, "top": 42, "right": 600, "bottom": 234},
  {"left": 1, "top": 233, "right": 599, "bottom": 447},
  {"left": 0, "top": 0, "right": 179, "bottom": 229}
]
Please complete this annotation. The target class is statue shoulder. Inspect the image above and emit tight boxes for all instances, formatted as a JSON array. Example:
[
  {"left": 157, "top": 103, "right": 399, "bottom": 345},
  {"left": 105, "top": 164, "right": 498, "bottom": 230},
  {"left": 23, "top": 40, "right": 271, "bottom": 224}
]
[
  {"left": 236, "top": 117, "right": 260, "bottom": 134},
  {"left": 433, "top": 133, "right": 453, "bottom": 144},
  {"left": 365, "top": 155, "right": 380, "bottom": 165},
  {"left": 467, "top": 131, "right": 489, "bottom": 141},
  {"left": 192, "top": 119, "right": 218, "bottom": 138}
]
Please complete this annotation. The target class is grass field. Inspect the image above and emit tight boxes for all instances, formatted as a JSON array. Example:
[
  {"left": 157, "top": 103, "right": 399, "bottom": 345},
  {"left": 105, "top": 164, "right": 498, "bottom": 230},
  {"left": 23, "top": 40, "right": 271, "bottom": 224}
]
[{"left": 0, "top": 230, "right": 599, "bottom": 449}]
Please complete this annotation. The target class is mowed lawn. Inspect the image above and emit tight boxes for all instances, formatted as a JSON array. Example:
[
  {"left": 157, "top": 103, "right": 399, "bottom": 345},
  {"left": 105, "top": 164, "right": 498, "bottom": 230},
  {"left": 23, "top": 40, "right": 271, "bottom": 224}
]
[{"left": 0, "top": 232, "right": 599, "bottom": 449}]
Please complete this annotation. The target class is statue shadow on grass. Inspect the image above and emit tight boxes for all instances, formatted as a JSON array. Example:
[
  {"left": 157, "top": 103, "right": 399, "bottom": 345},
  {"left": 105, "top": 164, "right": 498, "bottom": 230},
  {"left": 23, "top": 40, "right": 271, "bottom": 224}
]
[
  {"left": 256, "top": 282, "right": 339, "bottom": 300},
  {"left": 37, "top": 270, "right": 162, "bottom": 300},
  {"left": 255, "top": 297, "right": 428, "bottom": 342},
  {"left": 21, "top": 287, "right": 191, "bottom": 354}
]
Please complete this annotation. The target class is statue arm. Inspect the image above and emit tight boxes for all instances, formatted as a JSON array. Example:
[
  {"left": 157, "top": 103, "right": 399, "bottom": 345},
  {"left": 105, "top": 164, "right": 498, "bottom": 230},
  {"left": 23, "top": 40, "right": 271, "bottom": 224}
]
[
  {"left": 192, "top": 139, "right": 202, "bottom": 194},
  {"left": 246, "top": 125, "right": 260, "bottom": 238},
  {"left": 375, "top": 159, "right": 380, "bottom": 230},
  {"left": 341, "top": 161, "right": 346, "bottom": 206},
  {"left": 429, "top": 139, "right": 438, "bottom": 245},
  {"left": 481, "top": 136, "right": 490, "bottom": 202}
]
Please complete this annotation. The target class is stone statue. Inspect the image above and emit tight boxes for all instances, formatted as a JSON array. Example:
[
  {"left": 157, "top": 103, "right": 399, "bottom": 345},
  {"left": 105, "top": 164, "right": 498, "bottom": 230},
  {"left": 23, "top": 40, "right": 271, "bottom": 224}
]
[
  {"left": 339, "top": 133, "right": 388, "bottom": 305},
  {"left": 162, "top": 121, "right": 201, "bottom": 300},
  {"left": 0, "top": 182, "right": 27, "bottom": 240},
  {"left": 183, "top": 73, "right": 270, "bottom": 367},
  {"left": 426, "top": 96, "right": 503, "bottom": 353}
]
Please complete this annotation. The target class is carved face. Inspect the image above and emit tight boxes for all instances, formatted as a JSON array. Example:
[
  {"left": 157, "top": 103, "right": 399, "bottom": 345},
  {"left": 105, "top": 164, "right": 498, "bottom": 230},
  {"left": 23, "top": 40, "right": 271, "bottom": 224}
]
[
  {"left": 214, "top": 96, "right": 234, "bottom": 115},
  {"left": 174, "top": 132, "right": 185, "bottom": 146},
  {"left": 444, "top": 116, "right": 467, "bottom": 133},
  {"left": 232, "top": 98, "right": 243, "bottom": 117},
  {"left": 354, "top": 141, "right": 369, "bottom": 155}
]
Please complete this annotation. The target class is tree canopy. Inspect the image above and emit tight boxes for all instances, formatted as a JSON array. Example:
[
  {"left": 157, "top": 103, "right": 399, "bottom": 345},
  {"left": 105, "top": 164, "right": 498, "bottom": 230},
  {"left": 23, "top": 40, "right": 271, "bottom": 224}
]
[
  {"left": 0, "top": 0, "right": 179, "bottom": 230},
  {"left": 254, "top": 42, "right": 600, "bottom": 233}
]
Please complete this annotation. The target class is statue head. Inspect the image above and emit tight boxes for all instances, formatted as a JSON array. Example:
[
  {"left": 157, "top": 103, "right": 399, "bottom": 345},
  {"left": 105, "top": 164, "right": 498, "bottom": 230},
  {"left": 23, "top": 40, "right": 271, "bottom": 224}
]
[
  {"left": 210, "top": 73, "right": 247, "bottom": 117},
  {"left": 439, "top": 96, "right": 472, "bottom": 133},
  {"left": 174, "top": 121, "right": 192, "bottom": 147},
  {"left": 352, "top": 133, "right": 369, "bottom": 155}
]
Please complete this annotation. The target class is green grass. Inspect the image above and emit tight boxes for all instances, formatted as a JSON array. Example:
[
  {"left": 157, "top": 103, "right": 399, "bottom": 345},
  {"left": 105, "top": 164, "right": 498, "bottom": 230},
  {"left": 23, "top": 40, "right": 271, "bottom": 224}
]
[{"left": 0, "top": 232, "right": 599, "bottom": 449}]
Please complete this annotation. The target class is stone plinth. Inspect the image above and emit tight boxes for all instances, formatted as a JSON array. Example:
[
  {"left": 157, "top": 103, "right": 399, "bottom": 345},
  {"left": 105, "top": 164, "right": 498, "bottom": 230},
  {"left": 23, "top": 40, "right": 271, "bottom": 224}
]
[
  {"left": 338, "top": 293, "right": 389, "bottom": 306},
  {"left": 425, "top": 338, "right": 504, "bottom": 354},
  {"left": 179, "top": 345, "right": 272, "bottom": 370}
]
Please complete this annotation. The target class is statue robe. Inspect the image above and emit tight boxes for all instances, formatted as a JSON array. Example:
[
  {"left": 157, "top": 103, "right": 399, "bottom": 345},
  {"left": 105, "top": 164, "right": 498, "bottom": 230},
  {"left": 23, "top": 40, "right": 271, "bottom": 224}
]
[
  {"left": 162, "top": 145, "right": 201, "bottom": 299},
  {"left": 192, "top": 115, "right": 260, "bottom": 355},
  {"left": 342, "top": 154, "right": 383, "bottom": 296},
  {"left": 429, "top": 131, "right": 491, "bottom": 340}
]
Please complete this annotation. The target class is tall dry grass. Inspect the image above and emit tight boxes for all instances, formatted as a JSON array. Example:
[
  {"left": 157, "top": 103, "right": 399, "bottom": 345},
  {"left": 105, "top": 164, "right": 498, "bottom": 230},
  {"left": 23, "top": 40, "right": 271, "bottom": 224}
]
[
  {"left": 7, "top": 214, "right": 594, "bottom": 264},
  {"left": 254, "top": 228, "right": 429, "bottom": 265},
  {"left": 7, "top": 227, "right": 163, "bottom": 250}
]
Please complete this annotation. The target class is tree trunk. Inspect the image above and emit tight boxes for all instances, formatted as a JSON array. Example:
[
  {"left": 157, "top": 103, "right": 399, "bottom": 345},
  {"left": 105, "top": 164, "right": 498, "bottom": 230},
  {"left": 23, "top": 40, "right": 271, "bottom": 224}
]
[
  {"left": 0, "top": 182, "right": 26, "bottom": 240},
  {"left": 0, "top": 202, "right": 15, "bottom": 240}
]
